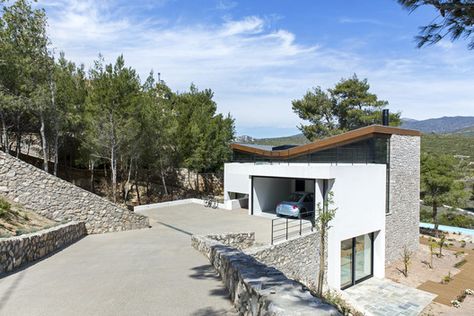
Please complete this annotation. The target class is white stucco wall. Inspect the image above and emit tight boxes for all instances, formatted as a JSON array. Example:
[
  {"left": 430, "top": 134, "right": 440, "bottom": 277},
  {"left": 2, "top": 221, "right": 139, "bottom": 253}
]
[
  {"left": 224, "top": 162, "right": 386, "bottom": 290},
  {"left": 326, "top": 165, "right": 386, "bottom": 289},
  {"left": 252, "top": 177, "right": 292, "bottom": 214}
]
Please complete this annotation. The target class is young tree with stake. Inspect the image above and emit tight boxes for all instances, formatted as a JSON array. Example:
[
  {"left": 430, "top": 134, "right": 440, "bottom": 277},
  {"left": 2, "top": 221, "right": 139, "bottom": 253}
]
[{"left": 315, "top": 190, "right": 337, "bottom": 297}]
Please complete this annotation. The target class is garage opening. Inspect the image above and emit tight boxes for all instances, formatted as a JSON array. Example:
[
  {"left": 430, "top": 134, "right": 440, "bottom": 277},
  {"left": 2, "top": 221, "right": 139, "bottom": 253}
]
[{"left": 251, "top": 176, "right": 315, "bottom": 216}]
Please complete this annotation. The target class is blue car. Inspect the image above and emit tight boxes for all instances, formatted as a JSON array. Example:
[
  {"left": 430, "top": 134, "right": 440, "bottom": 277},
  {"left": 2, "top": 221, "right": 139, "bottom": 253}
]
[{"left": 276, "top": 192, "right": 315, "bottom": 218}]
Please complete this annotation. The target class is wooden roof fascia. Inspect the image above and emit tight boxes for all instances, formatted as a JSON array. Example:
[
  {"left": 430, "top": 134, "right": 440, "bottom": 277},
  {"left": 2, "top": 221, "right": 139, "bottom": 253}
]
[{"left": 231, "top": 125, "right": 421, "bottom": 159}]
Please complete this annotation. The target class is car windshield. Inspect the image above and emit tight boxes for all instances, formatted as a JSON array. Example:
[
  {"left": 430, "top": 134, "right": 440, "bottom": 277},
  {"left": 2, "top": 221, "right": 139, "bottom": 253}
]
[{"left": 286, "top": 193, "right": 304, "bottom": 202}]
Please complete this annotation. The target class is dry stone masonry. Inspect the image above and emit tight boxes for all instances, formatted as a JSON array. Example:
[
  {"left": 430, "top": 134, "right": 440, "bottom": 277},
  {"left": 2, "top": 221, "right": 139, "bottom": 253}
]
[
  {"left": 385, "top": 134, "right": 421, "bottom": 263},
  {"left": 0, "top": 221, "right": 86, "bottom": 275},
  {"left": 192, "top": 233, "right": 339, "bottom": 316},
  {"left": 204, "top": 232, "right": 255, "bottom": 250},
  {"left": 0, "top": 151, "right": 149, "bottom": 234},
  {"left": 247, "top": 232, "right": 321, "bottom": 291}
]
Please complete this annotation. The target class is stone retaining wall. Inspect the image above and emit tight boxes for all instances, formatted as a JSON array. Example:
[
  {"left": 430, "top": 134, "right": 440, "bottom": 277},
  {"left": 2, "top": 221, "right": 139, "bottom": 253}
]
[
  {"left": 205, "top": 232, "right": 255, "bottom": 250},
  {"left": 0, "top": 151, "right": 149, "bottom": 234},
  {"left": 0, "top": 221, "right": 86, "bottom": 275},
  {"left": 246, "top": 232, "right": 321, "bottom": 291},
  {"left": 191, "top": 233, "right": 339, "bottom": 316}
]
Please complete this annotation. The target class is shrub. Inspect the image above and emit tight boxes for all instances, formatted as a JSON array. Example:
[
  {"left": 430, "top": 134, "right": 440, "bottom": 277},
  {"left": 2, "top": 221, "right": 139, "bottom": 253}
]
[
  {"left": 0, "top": 197, "right": 11, "bottom": 218},
  {"left": 442, "top": 272, "right": 453, "bottom": 284},
  {"left": 454, "top": 259, "right": 467, "bottom": 268},
  {"left": 438, "top": 234, "right": 447, "bottom": 257},
  {"left": 401, "top": 245, "right": 413, "bottom": 277}
]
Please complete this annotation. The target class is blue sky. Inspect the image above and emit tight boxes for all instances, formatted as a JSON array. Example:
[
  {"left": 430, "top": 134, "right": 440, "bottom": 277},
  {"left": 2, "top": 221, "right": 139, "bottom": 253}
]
[{"left": 36, "top": 0, "right": 474, "bottom": 137}]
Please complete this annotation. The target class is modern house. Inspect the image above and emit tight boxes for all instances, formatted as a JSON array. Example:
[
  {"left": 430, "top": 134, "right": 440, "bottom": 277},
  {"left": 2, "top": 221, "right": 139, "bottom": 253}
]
[{"left": 223, "top": 124, "right": 421, "bottom": 290}]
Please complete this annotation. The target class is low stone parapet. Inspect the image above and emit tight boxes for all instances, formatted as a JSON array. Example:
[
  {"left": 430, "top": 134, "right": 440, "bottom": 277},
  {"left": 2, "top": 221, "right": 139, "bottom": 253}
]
[
  {"left": 191, "top": 233, "right": 339, "bottom": 316},
  {"left": 0, "top": 221, "right": 86, "bottom": 275},
  {"left": 246, "top": 232, "right": 321, "bottom": 291}
]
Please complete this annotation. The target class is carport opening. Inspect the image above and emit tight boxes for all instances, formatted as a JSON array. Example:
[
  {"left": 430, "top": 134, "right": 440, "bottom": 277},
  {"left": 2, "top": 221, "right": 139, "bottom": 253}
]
[{"left": 251, "top": 177, "right": 316, "bottom": 217}]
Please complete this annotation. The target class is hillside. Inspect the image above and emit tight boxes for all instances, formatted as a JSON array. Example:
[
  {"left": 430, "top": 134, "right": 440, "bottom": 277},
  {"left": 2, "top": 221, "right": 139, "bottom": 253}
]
[
  {"left": 0, "top": 196, "right": 56, "bottom": 238},
  {"left": 453, "top": 126, "right": 474, "bottom": 137},
  {"left": 236, "top": 133, "right": 309, "bottom": 146},
  {"left": 422, "top": 134, "right": 474, "bottom": 157},
  {"left": 401, "top": 116, "right": 474, "bottom": 134}
]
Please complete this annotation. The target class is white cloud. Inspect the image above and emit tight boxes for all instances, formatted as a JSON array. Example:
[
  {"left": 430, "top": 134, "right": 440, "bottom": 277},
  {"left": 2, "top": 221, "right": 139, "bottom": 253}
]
[
  {"left": 40, "top": 0, "right": 474, "bottom": 137},
  {"left": 216, "top": 0, "right": 237, "bottom": 11}
]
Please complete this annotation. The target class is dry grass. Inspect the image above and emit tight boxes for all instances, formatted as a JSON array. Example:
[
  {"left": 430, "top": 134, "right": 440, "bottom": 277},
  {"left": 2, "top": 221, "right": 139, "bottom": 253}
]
[
  {"left": 386, "top": 240, "right": 464, "bottom": 288},
  {"left": 387, "top": 235, "right": 474, "bottom": 315},
  {"left": 0, "top": 196, "right": 57, "bottom": 238}
]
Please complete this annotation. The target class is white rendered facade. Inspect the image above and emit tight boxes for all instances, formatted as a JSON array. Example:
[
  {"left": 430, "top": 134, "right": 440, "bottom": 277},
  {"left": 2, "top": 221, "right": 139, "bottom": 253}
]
[{"left": 224, "top": 162, "right": 387, "bottom": 290}]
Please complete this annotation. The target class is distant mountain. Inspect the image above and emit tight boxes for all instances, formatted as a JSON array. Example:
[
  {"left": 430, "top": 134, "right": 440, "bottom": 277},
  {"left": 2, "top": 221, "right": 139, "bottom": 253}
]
[
  {"left": 236, "top": 116, "right": 474, "bottom": 147},
  {"left": 236, "top": 133, "right": 308, "bottom": 146},
  {"left": 401, "top": 116, "right": 474, "bottom": 134},
  {"left": 235, "top": 135, "right": 256, "bottom": 143},
  {"left": 453, "top": 125, "right": 474, "bottom": 137}
]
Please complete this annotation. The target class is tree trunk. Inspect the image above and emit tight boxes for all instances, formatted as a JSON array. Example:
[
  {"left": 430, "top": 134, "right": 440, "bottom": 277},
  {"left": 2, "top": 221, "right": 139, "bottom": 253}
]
[
  {"left": 15, "top": 132, "right": 21, "bottom": 158},
  {"left": 53, "top": 133, "right": 59, "bottom": 176},
  {"left": 123, "top": 158, "right": 133, "bottom": 201},
  {"left": 15, "top": 112, "right": 21, "bottom": 158},
  {"left": 317, "top": 228, "right": 325, "bottom": 296},
  {"left": 433, "top": 203, "right": 439, "bottom": 230},
  {"left": 27, "top": 133, "right": 32, "bottom": 155},
  {"left": 89, "top": 159, "right": 95, "bottom": 193},
  {"left": 111, "top": 146, "right": 117, "bottom": 203},
  {"left": 196, "top": 172, "right": 200, "bottom": 193},
  {"left": 1, "top": 111, "right": 9, "bottom": 154},
  {"left": 39, "top": 111, "right": 48, "bottom": 172},
  {"left": 134, "top": 168, "right": 141, "bottom": 205},
  {"left": 135, "top": 182, "right": 141, "bottom": 205},
  {"left": 160, "top": 158, "right": 168, "bottom": 196}
]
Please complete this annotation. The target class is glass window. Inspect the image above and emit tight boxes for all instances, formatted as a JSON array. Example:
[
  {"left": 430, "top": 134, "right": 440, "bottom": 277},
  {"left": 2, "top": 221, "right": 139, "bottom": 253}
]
[
  {"left": 341, "top": 233, "right": 374, "bottom": 289},
  {"left": 303, "top": 194, "right": 314, "bottom": 202},
  {"left": 355, "top": 234, "right": 373, "bottom": 281},
  {"left": 340, "top": 239, "right": 353, "bottom": 289},
  {"left": 287, "top": 193, "right": 304, "bottom": 202}
]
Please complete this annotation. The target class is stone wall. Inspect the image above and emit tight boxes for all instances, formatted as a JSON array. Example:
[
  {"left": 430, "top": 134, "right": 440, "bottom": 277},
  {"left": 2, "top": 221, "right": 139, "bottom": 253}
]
[
  {"left": 0, "top": 221, "right": 86, "bottom": 275},
  {"left": 0, "top": 152, "right": 149, "bottom": 234},
  {"left": 205, "top": 232, "right": 255, "bottom": 250},
  {"left": 385, "top": 134, "right": 421, "bottom": 263},
  {"left": 246, "top": 232, "right": 321, "bottom": 291},
  {"left": 191, "top": 233, "right": 339, "bottom": 316}
]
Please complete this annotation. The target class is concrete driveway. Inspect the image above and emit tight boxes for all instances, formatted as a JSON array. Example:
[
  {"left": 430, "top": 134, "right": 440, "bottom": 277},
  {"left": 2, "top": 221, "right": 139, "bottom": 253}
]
[{"left": 0, "top": 203, "right": 272, "bottom": 316}]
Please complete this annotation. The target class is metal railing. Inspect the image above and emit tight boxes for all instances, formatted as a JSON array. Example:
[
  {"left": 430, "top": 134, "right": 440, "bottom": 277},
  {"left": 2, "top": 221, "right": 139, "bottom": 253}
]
[{"left": 271, "top": 211, "right": 315, "bottom": 245}]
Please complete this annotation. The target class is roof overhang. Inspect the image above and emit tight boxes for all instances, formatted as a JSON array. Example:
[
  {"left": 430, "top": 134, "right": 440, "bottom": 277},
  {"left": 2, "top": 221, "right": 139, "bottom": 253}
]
[{"left": 231, "top": 125, "right": 421, "bottom": 159}]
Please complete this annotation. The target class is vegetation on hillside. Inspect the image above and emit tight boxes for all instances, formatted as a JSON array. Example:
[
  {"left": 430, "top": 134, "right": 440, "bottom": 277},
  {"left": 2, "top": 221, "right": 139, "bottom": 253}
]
[
  {"left": 420, "top": 153, "right": 468, "bottom": 229},
  {"left": 420, "top": 205, "right": 474, "bottom": 229},
  {"left": 422, "top": 134, "right": 474, "bottom": 157},
  {"left": 0, "top": 196, "right": 56, "bottom": 238},
  {"left": 0, "top": 0, "right": 234, "bottom": 204}
]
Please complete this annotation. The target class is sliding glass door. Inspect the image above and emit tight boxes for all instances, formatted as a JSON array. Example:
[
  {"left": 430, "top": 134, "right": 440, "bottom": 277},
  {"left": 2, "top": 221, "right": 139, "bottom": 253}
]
[
  {"left": 341, "top": 232, "right": 374, "bottom": 289},
  {"left": 340, "top": 239, "right": 353, "bottom": 288}
]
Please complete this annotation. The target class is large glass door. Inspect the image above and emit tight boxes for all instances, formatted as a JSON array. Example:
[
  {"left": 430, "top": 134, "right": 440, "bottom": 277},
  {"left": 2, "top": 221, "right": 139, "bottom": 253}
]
[
  {"left": 341, "top": 233, "right": 374, "bottom": 289},
  {"left": 340, "top": 239, "right": 353, "bottom": 289}
]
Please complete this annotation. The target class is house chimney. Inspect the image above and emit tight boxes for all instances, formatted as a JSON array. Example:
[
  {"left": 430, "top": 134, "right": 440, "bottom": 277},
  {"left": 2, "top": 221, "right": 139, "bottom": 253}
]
[{"left": 382, "top": 109, "right": 389, "bottom": 126}]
